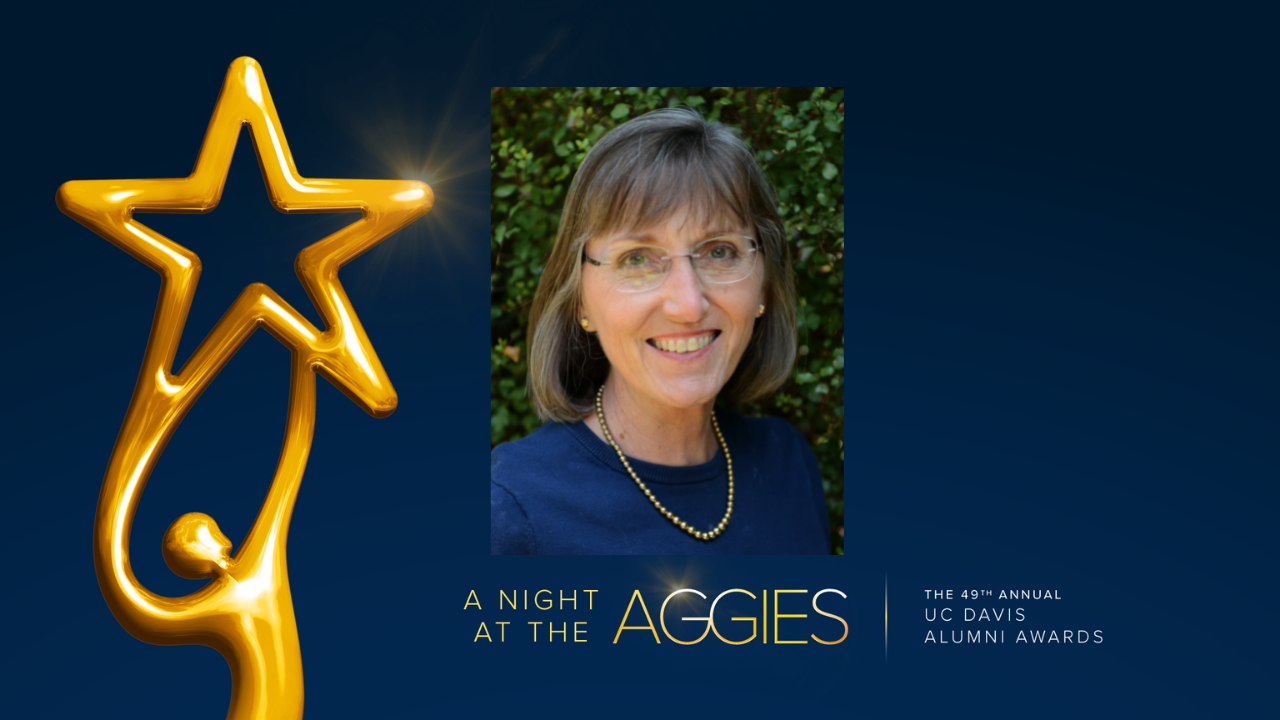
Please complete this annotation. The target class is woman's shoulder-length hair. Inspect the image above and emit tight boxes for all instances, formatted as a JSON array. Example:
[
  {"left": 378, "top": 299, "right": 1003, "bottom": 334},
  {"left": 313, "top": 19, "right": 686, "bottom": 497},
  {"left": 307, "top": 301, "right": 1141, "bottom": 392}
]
[{"left": 526, "top": 106, "right": 797, "bottom": 422}]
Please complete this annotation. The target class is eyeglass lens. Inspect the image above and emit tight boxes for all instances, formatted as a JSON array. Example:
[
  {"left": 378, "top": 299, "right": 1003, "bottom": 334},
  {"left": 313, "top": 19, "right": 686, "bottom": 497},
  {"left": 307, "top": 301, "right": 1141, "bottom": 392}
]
[{"left": 603, "top": 236, "right": 757, "bottom": 292}]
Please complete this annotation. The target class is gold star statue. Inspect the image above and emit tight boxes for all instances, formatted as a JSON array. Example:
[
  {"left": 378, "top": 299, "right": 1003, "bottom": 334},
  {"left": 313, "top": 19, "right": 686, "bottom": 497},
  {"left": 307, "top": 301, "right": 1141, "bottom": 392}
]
[{"left": 56, "top": 57, "right": 432, "bottom": 720}]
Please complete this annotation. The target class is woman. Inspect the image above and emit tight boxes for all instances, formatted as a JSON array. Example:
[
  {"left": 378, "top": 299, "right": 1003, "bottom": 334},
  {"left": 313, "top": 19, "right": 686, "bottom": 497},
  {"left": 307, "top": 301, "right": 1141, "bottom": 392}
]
[{"left": 491, "top": 107, "right": 829, "bottom": 555}]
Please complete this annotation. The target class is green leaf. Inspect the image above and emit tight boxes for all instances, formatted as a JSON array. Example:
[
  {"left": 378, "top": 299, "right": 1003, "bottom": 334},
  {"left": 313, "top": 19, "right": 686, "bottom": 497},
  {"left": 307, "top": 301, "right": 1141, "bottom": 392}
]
[
  {"left": 494, "top": 184, "right": 517, "bottom": 198},
  {"left": 610, "top": 103, "right": 630, "bottom": 119},
  {"left": 822, "top": 162, "right": 838, "bottom": 180}
]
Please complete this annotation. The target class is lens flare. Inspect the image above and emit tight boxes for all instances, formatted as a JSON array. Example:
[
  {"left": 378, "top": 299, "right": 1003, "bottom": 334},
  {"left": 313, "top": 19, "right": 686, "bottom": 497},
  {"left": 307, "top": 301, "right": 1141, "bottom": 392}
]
[{"left": 332, "top": 40, "right": 489, "bottom": 299}]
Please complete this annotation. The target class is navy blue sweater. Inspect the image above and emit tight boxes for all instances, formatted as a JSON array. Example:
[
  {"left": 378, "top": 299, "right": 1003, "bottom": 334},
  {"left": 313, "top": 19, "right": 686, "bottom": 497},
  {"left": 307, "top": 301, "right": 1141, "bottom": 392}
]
[{"left": 491, "top": 412, "right": 830, "bottom": 555}]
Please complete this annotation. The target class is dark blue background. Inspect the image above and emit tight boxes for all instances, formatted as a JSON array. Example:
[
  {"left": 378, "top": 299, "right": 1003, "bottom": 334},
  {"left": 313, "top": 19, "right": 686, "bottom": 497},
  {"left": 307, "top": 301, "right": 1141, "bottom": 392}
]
[{"left": 5, "top": 2, "right": 1276, "bottom": 717}]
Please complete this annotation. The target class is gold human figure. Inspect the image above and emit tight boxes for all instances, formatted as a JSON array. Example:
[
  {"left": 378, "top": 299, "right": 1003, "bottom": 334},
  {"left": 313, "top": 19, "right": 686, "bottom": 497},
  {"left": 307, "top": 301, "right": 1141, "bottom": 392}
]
[{"left": 56, "top": 58, "right": 432, "bottom": 720}]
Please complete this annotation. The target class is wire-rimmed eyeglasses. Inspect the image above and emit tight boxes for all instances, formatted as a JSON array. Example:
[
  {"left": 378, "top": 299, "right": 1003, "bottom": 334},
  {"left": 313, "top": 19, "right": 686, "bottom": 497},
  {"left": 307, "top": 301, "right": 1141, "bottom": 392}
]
[{"left": 582, "top": 235, "right": 759, "bottom": 293}]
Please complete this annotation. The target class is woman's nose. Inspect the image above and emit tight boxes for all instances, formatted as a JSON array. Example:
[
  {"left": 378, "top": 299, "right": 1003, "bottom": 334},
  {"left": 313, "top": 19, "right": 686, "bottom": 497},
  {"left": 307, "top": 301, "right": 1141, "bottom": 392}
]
[{"left": 660, "top": 256, "right": 709, "bottom": 322}]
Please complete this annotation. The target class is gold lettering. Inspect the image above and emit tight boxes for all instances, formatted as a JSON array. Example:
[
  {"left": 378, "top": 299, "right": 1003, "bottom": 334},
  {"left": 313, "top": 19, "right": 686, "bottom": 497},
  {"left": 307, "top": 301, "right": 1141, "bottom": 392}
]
[
  {"left": 613, "top": 590, "right": 662, "bottom": 644},
  {"left": 774, "top": 590, "right": 809, "bottom": 644},
  {"left": 762, "top": 590, "right": 768, "bottom": 643},
  {"left": 660, "top": 589, "right": 711, "bottom": 645},
  {"left": 811, "top": 589, "right": 848, "bottom": 645},
  {"left": 710, "top": 589, "right": 758, "bottom": 645}
]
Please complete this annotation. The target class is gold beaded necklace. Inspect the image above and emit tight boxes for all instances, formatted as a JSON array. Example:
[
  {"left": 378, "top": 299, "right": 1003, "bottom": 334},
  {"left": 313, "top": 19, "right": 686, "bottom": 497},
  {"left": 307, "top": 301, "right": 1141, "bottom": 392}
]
[{"left": 593, "top": 385, "right": 733, "bottom": 541}]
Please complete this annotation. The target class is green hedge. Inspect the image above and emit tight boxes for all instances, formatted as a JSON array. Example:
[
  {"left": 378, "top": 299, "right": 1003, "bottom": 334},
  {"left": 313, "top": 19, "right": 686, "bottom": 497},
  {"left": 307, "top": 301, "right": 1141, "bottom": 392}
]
[{"left": 490, "top": 87, "right": 845, "bottom": 554}]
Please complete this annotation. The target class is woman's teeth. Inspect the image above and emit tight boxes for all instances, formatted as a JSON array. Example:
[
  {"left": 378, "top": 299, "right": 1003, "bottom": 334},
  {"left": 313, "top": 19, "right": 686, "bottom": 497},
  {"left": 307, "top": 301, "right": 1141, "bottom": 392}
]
[{"left": 655, "top": 334, "right": 714, "bottom": 353}]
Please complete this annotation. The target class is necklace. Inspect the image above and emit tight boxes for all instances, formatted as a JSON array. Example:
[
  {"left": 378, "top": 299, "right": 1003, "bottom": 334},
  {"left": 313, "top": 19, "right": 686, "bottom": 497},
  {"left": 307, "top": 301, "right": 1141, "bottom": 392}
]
[{"left": 594, "top": 385, "right": 733, "bottom": 541}]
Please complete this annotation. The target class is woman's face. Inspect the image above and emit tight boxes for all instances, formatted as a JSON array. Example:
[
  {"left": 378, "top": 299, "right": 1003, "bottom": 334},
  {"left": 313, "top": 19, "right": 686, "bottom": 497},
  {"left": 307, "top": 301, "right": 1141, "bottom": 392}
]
[{"left": 580, "top": 210, "right": 765, "bottom": 413}]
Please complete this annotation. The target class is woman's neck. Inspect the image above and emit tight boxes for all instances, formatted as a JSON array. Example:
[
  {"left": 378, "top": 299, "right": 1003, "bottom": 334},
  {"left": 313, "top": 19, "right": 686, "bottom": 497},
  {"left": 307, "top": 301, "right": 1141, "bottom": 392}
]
[{"left": 584, "top": 377, "right": 718, "bottom": 466}]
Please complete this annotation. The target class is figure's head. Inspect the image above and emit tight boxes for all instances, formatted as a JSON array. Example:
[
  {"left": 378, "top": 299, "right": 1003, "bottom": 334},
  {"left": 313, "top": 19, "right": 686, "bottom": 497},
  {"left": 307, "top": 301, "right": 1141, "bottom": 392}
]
[
  {"left": 162, "top": 512, "right": 233, "bottom": 579},
  {"left": 527, "top": 107, "right": 797, "bottom": 420}
]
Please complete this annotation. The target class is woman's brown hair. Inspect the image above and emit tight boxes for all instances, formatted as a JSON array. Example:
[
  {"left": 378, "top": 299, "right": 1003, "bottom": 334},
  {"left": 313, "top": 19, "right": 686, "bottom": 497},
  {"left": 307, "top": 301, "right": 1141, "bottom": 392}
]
[{"left": 526, "top": 106, "right": 796, "bottom": 421}]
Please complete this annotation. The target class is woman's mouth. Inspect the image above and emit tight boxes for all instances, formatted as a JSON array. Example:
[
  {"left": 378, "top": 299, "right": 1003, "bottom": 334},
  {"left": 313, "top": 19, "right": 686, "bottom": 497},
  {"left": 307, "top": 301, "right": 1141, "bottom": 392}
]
[{"left": 647, "top": 331, "right": 720, "bottom": 355}]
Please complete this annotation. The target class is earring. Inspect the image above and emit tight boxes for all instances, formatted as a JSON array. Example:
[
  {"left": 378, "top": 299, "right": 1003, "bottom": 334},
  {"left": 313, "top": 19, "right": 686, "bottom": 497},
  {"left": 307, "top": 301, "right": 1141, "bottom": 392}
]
[
  {"left": 756, "top": 304, "right": 766, "bottom": 317},
  {"left": 580, "top": 318, "right": 590, "bottom": 330}
]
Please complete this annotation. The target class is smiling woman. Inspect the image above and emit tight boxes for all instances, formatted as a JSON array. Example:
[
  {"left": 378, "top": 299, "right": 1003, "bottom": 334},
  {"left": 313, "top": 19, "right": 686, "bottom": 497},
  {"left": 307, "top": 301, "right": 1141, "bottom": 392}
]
[{"left": 491, "top": 100, "right": 835, "bottom": 555}]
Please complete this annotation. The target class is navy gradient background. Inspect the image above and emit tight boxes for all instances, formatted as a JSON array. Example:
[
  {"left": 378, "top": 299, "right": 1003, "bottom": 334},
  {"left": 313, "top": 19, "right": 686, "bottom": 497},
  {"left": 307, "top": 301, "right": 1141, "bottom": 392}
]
[{"left": 4, "top": 2, "right": 1276, "bottom": 717}]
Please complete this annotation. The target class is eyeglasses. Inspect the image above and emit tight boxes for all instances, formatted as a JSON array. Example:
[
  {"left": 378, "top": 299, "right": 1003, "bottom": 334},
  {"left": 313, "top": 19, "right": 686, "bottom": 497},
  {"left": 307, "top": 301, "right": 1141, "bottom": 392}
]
[{"left": 582, "top": 235, "right": 759, "bottom": 293}]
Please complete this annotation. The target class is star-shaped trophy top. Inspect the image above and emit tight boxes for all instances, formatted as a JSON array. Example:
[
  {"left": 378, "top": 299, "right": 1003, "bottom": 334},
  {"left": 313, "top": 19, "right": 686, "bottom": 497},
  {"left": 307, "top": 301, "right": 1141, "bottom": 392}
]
[{"left": 57, "top": 56, "right": 432, "bottom": 417}]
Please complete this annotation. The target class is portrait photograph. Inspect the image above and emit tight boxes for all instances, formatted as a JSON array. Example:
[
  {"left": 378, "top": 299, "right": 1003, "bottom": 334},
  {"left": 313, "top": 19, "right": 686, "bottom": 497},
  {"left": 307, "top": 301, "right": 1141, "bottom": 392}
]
[{"left": 490, "top": 87, "right": 844, "bottom": 555}]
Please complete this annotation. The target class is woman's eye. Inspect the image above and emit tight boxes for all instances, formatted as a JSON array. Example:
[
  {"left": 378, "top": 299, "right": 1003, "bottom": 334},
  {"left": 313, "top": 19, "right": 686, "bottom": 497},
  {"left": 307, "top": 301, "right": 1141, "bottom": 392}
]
[
  {"left": 705, "top": 243, "right": 741, "bottom": 260},
  {"left": 622, "top": 253, "right": 649, "bottom": 266}
]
